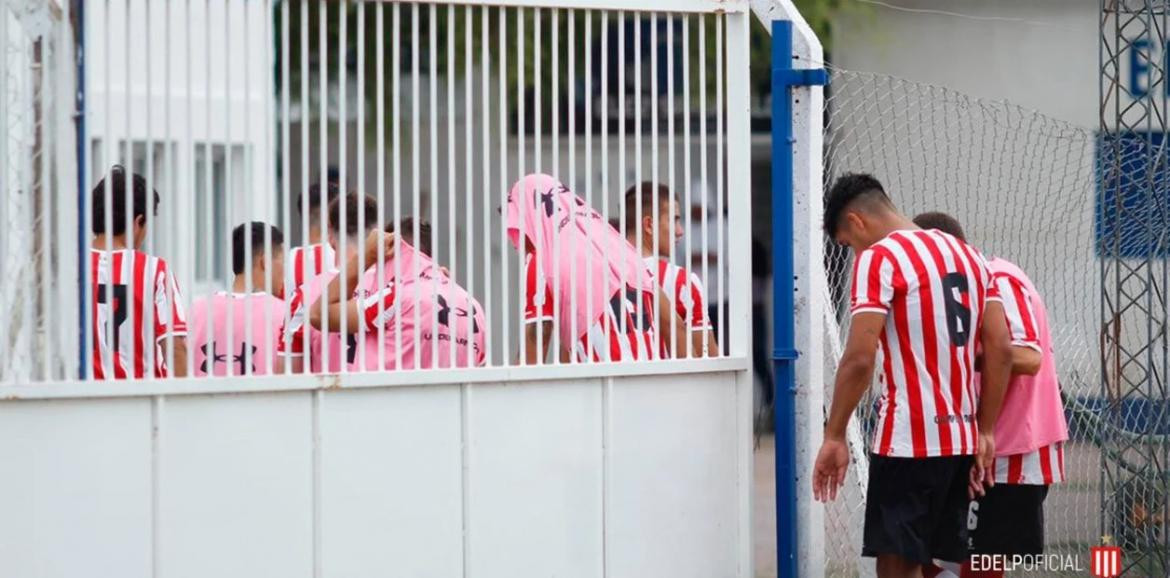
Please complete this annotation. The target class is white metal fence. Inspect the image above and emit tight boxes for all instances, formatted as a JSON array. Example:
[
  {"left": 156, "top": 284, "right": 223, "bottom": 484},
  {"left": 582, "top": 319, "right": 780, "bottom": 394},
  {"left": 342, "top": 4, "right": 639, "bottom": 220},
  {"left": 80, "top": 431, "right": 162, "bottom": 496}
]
[{"left": 0, "top": 1, "right": 757, "bottom": 576}]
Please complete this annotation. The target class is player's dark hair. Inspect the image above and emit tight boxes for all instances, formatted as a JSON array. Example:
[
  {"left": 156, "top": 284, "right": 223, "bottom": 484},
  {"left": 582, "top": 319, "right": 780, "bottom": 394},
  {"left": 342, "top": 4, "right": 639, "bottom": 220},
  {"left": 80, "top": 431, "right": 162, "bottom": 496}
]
[
  {"left": 91, "top": 165, "right": 160, "bottom": 235},
  {"left": 912, "top": 212, "right": 967, "bottom": 242},
  {"left": 295, "top": 180, "right": 342, "bottom": 215},
  {"left": 232, "top": 222, "right": 285, "bottom": 275},
  {"left": 824, "top": 173, "right": 892, "bottom": 239},
  {"left": 327, "top": 192, "right": 379, "bottom": 238},
  {"left": 386, "top": 217, "right": 433, "bottom": 257},
  {"left": 623, "top": 181, "right": 676, "bottom": 233}
]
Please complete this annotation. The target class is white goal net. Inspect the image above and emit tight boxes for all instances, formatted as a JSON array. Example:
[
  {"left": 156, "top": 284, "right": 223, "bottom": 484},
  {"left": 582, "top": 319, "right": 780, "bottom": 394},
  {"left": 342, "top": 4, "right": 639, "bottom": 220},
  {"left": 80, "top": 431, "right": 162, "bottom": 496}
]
[{"left": 820, "top": 68, "right": 1103, "bottom": 577}]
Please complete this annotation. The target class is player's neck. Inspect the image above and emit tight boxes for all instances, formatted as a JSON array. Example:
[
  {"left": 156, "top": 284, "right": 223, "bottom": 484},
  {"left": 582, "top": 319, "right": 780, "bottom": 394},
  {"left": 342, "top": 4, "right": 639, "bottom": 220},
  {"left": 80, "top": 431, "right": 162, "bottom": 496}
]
[
  {"left": 630, "top": 236, "right": 656, "bottom": 259},
  {"left": 231, "top": 273, "right": 267, "bottom": 294},
  {"left": 306, "top": 228, "right": 325, "bottom": 244},
  {"left": 92, "top": 234, "right": 131, "bottom": 251},
  {"left": 872, "top": 214, "right": 918, "bottom": 240}
]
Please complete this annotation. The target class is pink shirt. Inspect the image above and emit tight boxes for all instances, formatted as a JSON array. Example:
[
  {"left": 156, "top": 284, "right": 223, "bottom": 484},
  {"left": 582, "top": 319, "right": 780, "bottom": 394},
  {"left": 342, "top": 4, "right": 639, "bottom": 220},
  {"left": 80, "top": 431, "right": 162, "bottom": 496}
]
[
  {"left": 190, "top": 291, "right": 285, "bottom": 376},
  {"left": 279, "top": 272, "right": 347, "bottom": 373},
  {"left": 354, "top": 241, "right": 486, "bottom": 370},
  {"left": 982, "top": 257, "right": 1069, "bottom": 457}
]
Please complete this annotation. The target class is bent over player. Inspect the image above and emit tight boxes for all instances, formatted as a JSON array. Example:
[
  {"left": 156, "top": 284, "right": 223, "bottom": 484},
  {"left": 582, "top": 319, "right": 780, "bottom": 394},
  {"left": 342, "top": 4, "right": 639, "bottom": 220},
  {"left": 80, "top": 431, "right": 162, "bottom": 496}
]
[
  {"left": 507, "top": 174, "right": 693, "bottom": 364},
  {"left": 812, "top": 174, "right": 1014, "bottom": 578},
  {"left": 913, "top": 212, "right": 1068, "bottom": 578}
]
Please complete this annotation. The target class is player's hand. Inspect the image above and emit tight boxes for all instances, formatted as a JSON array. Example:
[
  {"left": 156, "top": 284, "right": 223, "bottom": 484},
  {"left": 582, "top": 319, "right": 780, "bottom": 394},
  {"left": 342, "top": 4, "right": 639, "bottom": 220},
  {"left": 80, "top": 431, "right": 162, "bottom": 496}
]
[
  {"left": 812, "top": 438, "right": 849, "bottom": 502},
  {"left": 969, "top": 431, "right": 996, "bottom": 499},
  {"left": 364, "top": 231, "right": 396, "bottom": 264}
]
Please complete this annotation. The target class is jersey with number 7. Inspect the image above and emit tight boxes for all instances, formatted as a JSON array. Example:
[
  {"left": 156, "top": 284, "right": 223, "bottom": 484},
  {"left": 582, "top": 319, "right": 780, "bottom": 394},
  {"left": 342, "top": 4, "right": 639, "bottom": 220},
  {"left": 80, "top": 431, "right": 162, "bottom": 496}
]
[
  {"left": 90, "top": 248, "right": 188, "bottom": 379},
  {"left": 850, "top": 229, "right": 998, "bottom": 458}
]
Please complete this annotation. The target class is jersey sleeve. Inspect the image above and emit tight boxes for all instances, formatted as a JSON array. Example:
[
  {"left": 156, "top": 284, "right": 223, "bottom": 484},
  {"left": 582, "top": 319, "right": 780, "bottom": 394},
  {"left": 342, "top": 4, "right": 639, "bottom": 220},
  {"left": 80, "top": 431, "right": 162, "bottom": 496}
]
[
  {"left": 279, "top": 288, "right": 307, "bottom": 357},
  {"left": 153, "top": 259, "right": 188, "bottom": 339},
  {"left": 993, "top": 273, "right": 1042, "bottom": 352},
  {"left": 676, "top": 268, "right": 712, "bottom": 330},
  {"left": 850, "top": 247, "right": 895, "bottom": 316},
  {"left": 362, "top": 281, "right": 398, "bottom": 331},
  {"left": 523, "top": 252, "right": 555, "bottom": 324}
]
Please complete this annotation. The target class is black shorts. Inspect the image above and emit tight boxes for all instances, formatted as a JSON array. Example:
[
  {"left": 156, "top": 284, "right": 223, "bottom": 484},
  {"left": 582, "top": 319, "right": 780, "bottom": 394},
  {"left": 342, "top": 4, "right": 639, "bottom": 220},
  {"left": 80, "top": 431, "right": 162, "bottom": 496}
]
[
  {"left": 968, "top": 483, "right": 1049, "bottom": 556},
  {"left": 862, "top": 453, "right": 973, "bottom": 565}
]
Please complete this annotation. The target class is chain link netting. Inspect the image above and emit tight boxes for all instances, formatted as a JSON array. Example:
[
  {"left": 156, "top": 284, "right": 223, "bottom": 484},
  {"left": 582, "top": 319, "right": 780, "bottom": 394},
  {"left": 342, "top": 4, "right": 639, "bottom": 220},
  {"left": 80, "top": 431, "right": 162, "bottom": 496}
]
[
  {"left": 818, "top": 68, "right": 1150, "bottom": 576},
  {"left": 1, "top": 0, "right": 67, "bottom": 384}
]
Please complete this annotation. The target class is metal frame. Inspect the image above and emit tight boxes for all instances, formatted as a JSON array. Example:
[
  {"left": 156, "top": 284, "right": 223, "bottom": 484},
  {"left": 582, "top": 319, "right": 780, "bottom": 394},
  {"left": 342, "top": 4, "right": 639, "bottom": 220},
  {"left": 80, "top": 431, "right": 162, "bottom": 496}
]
[{"left": 1099, "top": 1, "right": 1170, "bottom": 574}]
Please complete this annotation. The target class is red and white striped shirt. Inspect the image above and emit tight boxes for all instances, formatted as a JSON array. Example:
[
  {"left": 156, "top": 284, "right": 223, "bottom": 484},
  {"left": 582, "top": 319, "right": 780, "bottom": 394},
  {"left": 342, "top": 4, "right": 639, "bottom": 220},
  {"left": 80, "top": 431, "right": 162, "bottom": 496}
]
[
  {"left": 90, "top": 249, "right": 188, "bottom": 379},
  {"left": 645, "top": 256, "right": 711, "bottom": 332},
  {"left": 850, "top": 229, "right": 997, "bottom": 458},
  {"left": 992, "top": 442, "right": 1066, "bottom": 485},
  {"left": 287, "top": 243, "right": 337, "bottom": 295},
  {"left": 524, "top": 252, "right": 657, "bottom": 362}
]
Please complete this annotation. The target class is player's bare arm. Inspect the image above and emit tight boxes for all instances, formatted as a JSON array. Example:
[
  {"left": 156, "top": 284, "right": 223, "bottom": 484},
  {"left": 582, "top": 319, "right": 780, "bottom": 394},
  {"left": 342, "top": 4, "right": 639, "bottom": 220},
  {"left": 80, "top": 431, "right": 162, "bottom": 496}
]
[
  {"left": 971, "top": 300, "right": 1013, "bottom": 498},
  {"left": 310, "top": 231, "right": 394, "bottom": 332},
  {"left": 813, "top": 310, "right": 885, "bottom": 503},
  {"left": 655, "top": 288, "right": 694, "bottom": 358},
  {"left": 1010, "top": 344, "right": 1042, "bottom": 376},
  {"left": 520, "top": 320, "right": 554, "bottom": 365},
  {"left": 170, "top": 336, "right": 189, "bottom": 378}
]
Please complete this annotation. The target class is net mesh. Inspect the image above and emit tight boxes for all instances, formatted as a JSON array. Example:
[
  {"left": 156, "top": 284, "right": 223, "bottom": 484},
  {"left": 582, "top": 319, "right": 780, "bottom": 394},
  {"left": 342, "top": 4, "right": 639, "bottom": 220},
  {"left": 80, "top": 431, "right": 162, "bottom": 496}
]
[
  {"left": 820, "top": 68, "right": 1115, "bottom": 576},
  {"left": 1, "top": 0, "right": 65, "bottom": 384}
]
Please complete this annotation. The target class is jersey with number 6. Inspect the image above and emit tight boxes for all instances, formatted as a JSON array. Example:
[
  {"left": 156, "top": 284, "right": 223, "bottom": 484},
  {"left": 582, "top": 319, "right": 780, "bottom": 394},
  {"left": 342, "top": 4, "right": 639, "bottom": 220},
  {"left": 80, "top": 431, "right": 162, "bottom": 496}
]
[
  {"left": 90, "top": 249, "right": 188, "bottom": 379},
  {"left": 850, "top": 229, "right": 997, "bottom": 458}
]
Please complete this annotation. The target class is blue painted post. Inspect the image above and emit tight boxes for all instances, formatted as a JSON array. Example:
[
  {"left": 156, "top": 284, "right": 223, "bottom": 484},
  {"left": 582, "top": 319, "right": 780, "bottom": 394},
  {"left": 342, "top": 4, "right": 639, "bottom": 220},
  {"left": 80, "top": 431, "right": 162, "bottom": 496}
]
[
  {"left": 772, "top": 19, "right": 827, "bottom": 578},
  {"left": 74, "top": 0, "right": 88, "bottom": 379}
]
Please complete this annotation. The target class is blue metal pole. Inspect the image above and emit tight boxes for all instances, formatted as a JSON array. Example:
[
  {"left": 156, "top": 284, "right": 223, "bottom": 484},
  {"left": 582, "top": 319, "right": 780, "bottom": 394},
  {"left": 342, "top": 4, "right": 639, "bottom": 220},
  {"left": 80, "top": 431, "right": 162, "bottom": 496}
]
[
  {"left": 73, "top": 0, "right": 88, "bottom": 380},
  {"left": 771, "top": 19, "right": 800, "bottom": 578},
  {"left": 772, "top": 19, "right": 827, "bottom": 578}
]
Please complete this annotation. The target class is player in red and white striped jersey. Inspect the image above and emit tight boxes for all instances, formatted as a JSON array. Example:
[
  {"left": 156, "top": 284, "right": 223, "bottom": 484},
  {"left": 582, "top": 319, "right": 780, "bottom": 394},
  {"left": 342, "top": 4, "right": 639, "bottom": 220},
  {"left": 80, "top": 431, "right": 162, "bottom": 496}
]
[
  {"left": 287, "top": 180, "right": 341, "bottom": 294},
  {"left": 914, "top": 213, "right": 1068, "bottom": 576},
  {"left": 623, "top": 182, "right": 719, "bottom": 358},
  {"left": 89, "top": 166, "right": 189, "bottom": 379},
  {"left": 812, "top": 174, "right": 1015, "bottom": 576}
]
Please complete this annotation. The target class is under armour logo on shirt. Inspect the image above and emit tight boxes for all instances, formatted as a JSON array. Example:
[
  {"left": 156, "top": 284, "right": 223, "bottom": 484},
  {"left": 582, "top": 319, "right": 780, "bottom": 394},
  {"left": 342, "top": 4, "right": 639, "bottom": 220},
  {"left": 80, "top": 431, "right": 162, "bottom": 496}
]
[{"left": 437, "top": 294, "right": 480, "bottom": 333}]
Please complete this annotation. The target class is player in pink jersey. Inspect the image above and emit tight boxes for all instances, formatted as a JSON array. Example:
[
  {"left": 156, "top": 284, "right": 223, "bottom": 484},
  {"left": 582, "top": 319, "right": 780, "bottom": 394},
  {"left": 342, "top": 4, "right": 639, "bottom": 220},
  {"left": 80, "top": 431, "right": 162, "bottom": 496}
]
[
  {"left": 190, "top": 222, "right": 288, "bottom": 377},
  {"left": 280, "top": 191, "right": 381, "bottom": 373},
  {"left": 914, "top": 213, "right": 1068, "bottom": 578},
  {"left": 813, "top": 174, "right": 1015, "bottom": 577},
  {"left": 507, "top": 174, "right": 695, "bottom": 365},
  {"left": 90, "top": 166, "right": 189, "bottom": 379},
  {"left": 313, "top": 217, "right": 485, "bottom": 370},
  {"left": 287, "top": 180, "right": 341, "bottom": 294},
  {"left": 623, "top": 181, "right": 718, "bottom": 357}
]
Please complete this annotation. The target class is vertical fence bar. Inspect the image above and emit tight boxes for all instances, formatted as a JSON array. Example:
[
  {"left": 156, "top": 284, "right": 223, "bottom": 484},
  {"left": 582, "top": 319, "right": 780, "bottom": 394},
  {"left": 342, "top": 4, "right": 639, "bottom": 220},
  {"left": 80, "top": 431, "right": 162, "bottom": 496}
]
[
  {"left": 651, "top": 12, "right": 660, "bottom": 359},
  {"left": 376, "top": 1, "right": 386, "bottom": 371},
  {"left": 448, "top": 5, "right": 458, "bottom": 366},
  {"left": 412, "top": 2, "right": 423, "bottom": 369},
  {"left": 550, "top": 7, "right": 559, "bottom": 363},
  {"left": 462, "top": 4, "right": 473, "bottom": 366},
  {"left": 102, "top": 0, "right": 114, "bottom": 381},
  {"left": 428, "top": 2, "right": 438, "bottom": 367},
  {"left": 517, "top": 6, "right": 526, "bottom": 365},
  {"left": 143, "top": 0, "right": 155, "bottom": 380},
  {"left": 716, "top": 16, "right": 726, "bottom": 355},
  {"left": 535, "top": 7, "right": 547, "bottom": 364},
  {"left": 185, "top": 0, "right": 195, "bottom": 378},
  {"left": 667, "top": 13, "right": 677, "bottom": 359},
  {"left": 498, "top": 5, "right": 508, "bottom": 367},
  {"left": 698, "top": 15, "right": 709, "bottom": 359},
  {"left": 40, "top": 29, "right": 55, "bottom": 379},
  {"left": 393, "top": 2, "right": 403, "bottom": 370},
  {"left": 75, "top": 0, "right": 90, "bottom": 380},
  {"left": 634, "top": 11, "right": 643, "bottom": 342},
  {"left": 481, "top": 4, "right": 491, "bottom": 366},
  {"left": 223, "top": 0, "right": 236, "bottom": 377},
  {"left": 318, "top": 0, "right": 330, "bottom": 372},
  {"left": 599, "top": 10, "right": 607, "bottom": 359},
  {"left": 123, "top": 0, "right": 136, "bottom": 380},
  {"left": 682, "top": 14, "right": 692, "bottom": 362},
  {"left": 339, "top": 0, "right": 349, "bottom": 370},
  {"left": 356, "top": 0, "right": 366, "bottom": 371},
  {"left": 281, "top": 0, "right": 292, "bottom": 374},
  {"left": 243, "top": 0, "right": 255, "bottom": 377},
  {"left": 163, "top": 0, "right": 176, "bottom": 376},
  {"left": 300, "top": 0, "right": 311, "bottom": 372},
  {"left": 577, "top": 8, "right": 586, "bottom": 365},
  {"left": 617, "top": 9, "right": 625, "bottom": 343}
]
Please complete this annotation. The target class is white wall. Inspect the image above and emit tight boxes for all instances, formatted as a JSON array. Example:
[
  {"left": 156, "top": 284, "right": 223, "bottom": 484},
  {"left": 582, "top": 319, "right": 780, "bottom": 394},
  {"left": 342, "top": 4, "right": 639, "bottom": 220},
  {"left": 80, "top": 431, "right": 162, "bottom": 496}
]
[{"left": 0, "top": 370, "right": 752, "bottom": 578}]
